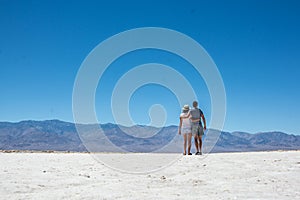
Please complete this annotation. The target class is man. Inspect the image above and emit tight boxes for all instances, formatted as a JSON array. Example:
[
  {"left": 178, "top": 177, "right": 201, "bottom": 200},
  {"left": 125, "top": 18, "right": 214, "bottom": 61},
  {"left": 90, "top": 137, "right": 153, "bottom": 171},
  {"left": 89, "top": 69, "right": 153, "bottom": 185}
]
[{"left": 189, "top": 101, "right": 206, "bottom": 155}]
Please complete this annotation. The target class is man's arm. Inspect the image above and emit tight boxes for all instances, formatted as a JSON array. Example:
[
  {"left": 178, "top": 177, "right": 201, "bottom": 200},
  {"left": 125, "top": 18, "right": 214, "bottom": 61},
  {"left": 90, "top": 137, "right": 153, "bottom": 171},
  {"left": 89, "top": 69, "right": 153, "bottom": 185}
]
[
  {"left": 201, "top": 114, "right": 206, "bottom": 130},
  {"left": 181, "top": 111, "right": 190, "bottom": 119}
]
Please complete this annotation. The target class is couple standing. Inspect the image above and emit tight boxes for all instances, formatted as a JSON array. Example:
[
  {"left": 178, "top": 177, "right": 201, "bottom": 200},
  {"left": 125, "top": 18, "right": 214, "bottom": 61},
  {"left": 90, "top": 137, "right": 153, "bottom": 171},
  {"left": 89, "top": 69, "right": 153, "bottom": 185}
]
[{"left": 178, "top": 101, "right": 206, "bottom": 155}]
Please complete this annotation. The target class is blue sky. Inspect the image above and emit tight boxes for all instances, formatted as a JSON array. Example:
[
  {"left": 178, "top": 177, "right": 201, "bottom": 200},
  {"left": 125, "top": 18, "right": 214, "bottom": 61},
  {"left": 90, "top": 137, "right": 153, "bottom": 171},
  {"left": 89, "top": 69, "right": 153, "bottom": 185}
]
[{"left": 0, "top": 0, "right": 299, "bottom": 134}]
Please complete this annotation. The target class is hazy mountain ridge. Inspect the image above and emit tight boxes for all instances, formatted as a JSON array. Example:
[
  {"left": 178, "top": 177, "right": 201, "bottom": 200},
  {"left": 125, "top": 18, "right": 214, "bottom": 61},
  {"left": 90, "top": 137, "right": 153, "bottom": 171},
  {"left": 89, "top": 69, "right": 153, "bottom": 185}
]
[
  {"left": 0, "top": 120, "right": 299, "bottom": 152},
  {"left": 214, "top": 130, "right": 300, "bottom": 152}
]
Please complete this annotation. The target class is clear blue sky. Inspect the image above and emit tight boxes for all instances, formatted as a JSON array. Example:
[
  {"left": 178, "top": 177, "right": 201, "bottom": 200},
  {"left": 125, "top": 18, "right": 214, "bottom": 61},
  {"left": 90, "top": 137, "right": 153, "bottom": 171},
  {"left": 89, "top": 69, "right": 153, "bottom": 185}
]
[{"left": 0, "top": 0, "right": 299, "bottom": 134}]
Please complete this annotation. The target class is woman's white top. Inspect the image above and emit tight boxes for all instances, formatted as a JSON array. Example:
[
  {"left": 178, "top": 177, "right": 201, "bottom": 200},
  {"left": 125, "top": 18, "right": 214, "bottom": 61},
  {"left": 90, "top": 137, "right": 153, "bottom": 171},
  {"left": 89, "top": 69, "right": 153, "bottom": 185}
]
[{"left": 180, "top": 113, "right": 191, "bottom": 129}]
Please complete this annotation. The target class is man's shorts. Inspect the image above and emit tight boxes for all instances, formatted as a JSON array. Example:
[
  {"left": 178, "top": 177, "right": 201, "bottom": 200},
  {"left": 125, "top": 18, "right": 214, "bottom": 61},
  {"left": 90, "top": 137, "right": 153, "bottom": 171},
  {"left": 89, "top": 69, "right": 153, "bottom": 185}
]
[{"left": 191, "top": 123, "right": 204, "bottom": 137}]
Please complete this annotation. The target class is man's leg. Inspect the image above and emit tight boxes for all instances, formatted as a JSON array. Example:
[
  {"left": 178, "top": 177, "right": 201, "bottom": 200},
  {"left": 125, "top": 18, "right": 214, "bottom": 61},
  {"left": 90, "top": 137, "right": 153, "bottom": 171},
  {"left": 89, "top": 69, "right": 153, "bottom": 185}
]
[
  {"left": 192, "top": 124, "right": 199, "bottom": 153},
  {"left": 198, "top": 126, "right": 204, "bottom": 155},
  {"left": 199, "top": 135, "right": 202, "bottom": 154},
  {"left": 194, "top": 135, "right": 199, "bottom": 153}
]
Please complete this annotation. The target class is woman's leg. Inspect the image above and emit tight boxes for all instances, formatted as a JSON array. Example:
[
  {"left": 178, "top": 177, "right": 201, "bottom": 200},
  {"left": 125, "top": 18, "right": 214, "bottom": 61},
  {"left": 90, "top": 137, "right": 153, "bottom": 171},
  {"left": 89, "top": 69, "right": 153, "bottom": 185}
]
[
  {"left": 183, "top": 133, "right": 187, "bottom": 155},
  {"left": 187, "top": 133, "right": 192, "bottom": 154}
]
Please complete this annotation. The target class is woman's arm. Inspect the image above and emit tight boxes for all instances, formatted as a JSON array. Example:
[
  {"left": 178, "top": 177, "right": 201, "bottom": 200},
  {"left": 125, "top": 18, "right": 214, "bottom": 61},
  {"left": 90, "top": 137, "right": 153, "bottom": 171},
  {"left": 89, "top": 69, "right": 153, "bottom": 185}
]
[
  {"left": 178, "top": 117, "right": 182, "bottom": 135},
  {"left": 190, "top": 118, "right": 200, "bottom": 123}
]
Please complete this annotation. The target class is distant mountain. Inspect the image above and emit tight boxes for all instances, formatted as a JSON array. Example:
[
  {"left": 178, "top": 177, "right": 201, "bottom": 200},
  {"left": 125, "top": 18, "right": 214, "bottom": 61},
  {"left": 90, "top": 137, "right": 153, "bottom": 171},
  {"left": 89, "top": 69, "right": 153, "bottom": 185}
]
[
  {"left": 0, "top": 120, "right": 299, "bottom": 153},
  {"left": 0, "top": 120, "right": 85, "bottom": 151},
  {"left": 212, "top": 130, "right": 300, "bottom": 152}
]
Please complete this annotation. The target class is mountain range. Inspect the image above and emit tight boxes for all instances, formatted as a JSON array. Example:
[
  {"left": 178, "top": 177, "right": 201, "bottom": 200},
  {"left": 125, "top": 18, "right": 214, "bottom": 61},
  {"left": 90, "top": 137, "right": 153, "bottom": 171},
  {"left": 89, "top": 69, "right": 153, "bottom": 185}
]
[{"left": 0, "top": 120, "right": 299, "bottom": 153}]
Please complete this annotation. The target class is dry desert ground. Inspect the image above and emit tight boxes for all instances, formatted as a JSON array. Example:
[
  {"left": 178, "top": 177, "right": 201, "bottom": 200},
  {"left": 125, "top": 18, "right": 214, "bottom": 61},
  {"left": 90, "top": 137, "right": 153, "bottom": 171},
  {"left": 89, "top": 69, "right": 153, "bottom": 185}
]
[{"left": 0, "top": 151, "right": 299, "bottom": 199}]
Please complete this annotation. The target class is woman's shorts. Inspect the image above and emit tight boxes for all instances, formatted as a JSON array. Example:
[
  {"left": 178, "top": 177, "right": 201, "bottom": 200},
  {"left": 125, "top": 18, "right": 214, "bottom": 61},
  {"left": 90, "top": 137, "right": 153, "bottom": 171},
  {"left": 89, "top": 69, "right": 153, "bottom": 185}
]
[
  {"left": 192, "top": 124, "right": 204, "bottom": 136},
  {"left": 181, "top": 127, "right": 191, "bottom": 135}
]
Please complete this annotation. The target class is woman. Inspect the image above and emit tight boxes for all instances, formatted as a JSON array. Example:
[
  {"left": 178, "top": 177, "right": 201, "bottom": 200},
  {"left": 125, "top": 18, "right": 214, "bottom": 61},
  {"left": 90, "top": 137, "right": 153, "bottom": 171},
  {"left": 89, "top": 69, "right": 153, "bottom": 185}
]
[{"left": 178, "top": 105, "right": 192, "bottom": 155}]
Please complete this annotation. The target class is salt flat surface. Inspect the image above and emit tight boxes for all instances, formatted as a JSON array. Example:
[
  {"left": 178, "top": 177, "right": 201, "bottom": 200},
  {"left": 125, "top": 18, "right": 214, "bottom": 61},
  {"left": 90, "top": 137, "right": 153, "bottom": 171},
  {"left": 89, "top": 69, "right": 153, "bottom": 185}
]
[{"left": 0, "top": 151, "right": 299, "bottom": 199}]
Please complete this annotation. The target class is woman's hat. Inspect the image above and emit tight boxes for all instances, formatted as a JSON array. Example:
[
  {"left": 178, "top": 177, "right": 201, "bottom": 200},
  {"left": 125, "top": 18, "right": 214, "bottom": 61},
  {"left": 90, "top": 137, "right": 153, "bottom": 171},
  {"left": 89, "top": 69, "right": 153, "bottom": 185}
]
[{"left": 182, "top": 105, "right": 190, "bottom": 111}]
